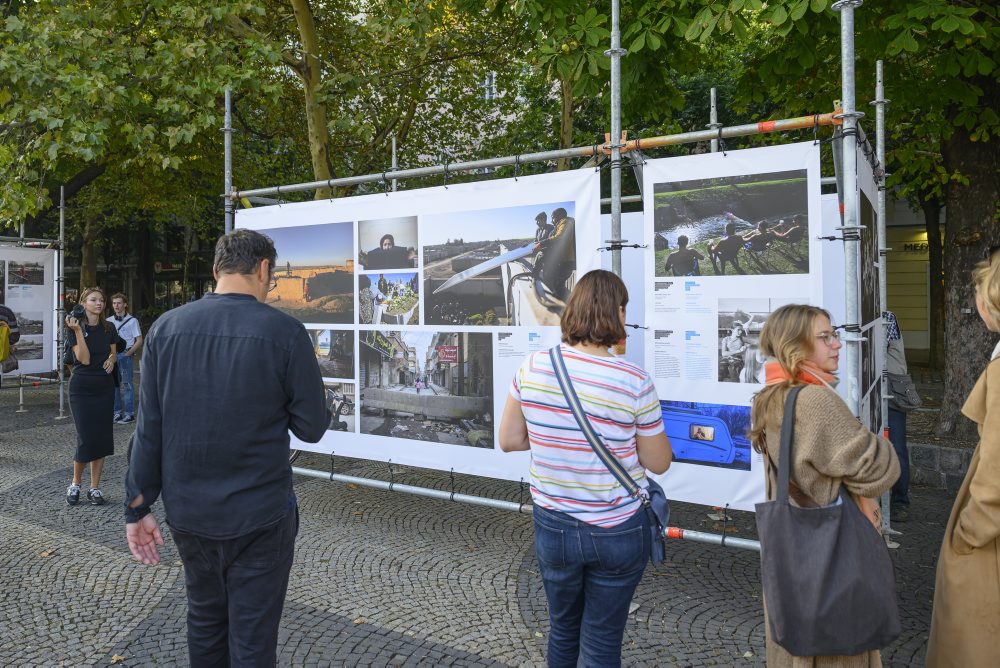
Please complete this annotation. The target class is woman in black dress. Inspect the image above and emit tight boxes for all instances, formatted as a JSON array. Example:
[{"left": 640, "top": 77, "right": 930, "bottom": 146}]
[{"left": 65, "top": 287, "right": 117, "bottom": 506}]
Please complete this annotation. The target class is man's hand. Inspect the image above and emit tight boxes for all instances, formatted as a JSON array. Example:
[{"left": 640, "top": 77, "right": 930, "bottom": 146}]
[{"left": 126, "top": 514, "right": 165, "bottom": 565}]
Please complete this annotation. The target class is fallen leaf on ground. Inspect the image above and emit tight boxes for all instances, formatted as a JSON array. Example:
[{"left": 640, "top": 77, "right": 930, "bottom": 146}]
[
  {"left": 111, "top": 655, "right": 126, "bottom": 664},
  {"left": 39, "top": 549, "right": 55, "bottom": 558}
]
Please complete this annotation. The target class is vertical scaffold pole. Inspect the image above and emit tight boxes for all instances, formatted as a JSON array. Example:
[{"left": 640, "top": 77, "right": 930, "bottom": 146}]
[
  {"left": 709, "top": 87, "right": 721, "bottom": 153},
  {"left": 834, "top": 0, "right": 864, "bottom": 418},
  {"left": 224, "top": 87, "right": 234, "bottom": 234},
  {"left": 391, "top": 136, "right": 398, "bottom": 193},
  {"left": 873, "top": 60, "right": 894, "bottom": 533},
  {"left": 607, "top": 0, "right": 625, "bottom": 277},
  {"left": 56, "top": 186, "right": 67, "bottom": 420}
]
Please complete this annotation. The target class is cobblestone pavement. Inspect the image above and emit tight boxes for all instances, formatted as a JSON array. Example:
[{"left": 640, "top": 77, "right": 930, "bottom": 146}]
[{"left": 1, "top": 386, "right": 951, "bottom": 667}]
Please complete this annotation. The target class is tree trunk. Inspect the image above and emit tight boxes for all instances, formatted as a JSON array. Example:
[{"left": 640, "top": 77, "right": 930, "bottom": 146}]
[
  {"left": 556, "top": 77, "right": 573, "bottom": 171},
  {"left": 290, "top": 0, "right": 334, "bottom": 199},
  {"left": 935, "top": 82, "right": 1000, "bottom": 438},
  {"left": 922, "top": 194, "right": 944, "bottom": 369},
  {"left": 79, "top": 217, "right": 102, "bottom": 294}
]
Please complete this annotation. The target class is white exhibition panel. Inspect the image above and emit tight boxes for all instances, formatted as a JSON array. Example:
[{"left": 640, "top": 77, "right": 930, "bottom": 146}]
[
  {"left": 641, "top": 142, "right": 824, "bottom": 510},
  {"left": 600, "top": 211, "right": 646, "bottom": 368},
  {"left": 236, "top": 170, "right": 601, "bottom": 481},
  {"left": 1, "top": 247, "right": 57, "bottom": 376}
]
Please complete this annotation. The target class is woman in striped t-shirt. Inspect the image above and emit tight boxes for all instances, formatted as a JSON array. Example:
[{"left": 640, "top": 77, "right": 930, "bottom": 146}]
[{"left": 499, "top": 269, "right": 672, "bottom": 667}]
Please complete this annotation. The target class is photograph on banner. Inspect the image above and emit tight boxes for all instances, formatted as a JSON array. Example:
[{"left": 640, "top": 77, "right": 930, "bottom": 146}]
[
  {"left": 653, "top": 170, "right": 809, "bottom": 278},
  {"left": 358, "top": 272, "right": 419, "bottom": 325},
  {"left": 359, "top": 329, "right": 494, "bottom": 447},
  {"left": 324, "top": 381, "right": 356, "bottom": 433},
  {"left": 7, "top": 260, "right": 45, "bottom": 286},
  {"left": 660, "top": 399, "right": 752, "bottom": 471},
  {"left": 308, "top": 328, "right": 354, "bottom": 379},
  {"left": 358, "top": 216, "right": 418, "bottom": 271},
  {"left": 13, "top": 311, "right": 44, "bottom": 336},
  {"left": 422, "top": 202, "right": 576, "bottom": 327},
  {"left": 717, "top": 297, "right": 803, "bottom": 384},
  {"left": 12, "top": 336, "right": 43, "bottom": 360},
  {"left": 258, "top": 222, "right": 354, "bottom": 324}
]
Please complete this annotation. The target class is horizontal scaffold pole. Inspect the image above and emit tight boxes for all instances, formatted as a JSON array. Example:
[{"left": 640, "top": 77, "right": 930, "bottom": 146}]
[
  {"left": 234, "top": 111, "right": 842, "bottom": 201},
  {"left": 292, "top": 467, "right": 762, "bottom": 552}
]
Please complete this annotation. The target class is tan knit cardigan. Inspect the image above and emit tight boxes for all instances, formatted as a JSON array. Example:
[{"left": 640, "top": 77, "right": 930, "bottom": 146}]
[{"left": 759, "top": 383, "right": 900, "bottom": 668}]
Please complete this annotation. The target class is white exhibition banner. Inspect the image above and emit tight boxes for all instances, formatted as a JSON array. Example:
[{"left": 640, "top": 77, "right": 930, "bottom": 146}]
[
  {"left": 600, "top": 211, "right": 646, "bottom": 368},
  {"left": 236, "top": 170, "right": 601, "bottom": 481},
  {"left": 642, "top": 142, "right": 824, "bottom": 510},
  {"left": 1, "top": 246, "right": 57, "bottom": 376}
]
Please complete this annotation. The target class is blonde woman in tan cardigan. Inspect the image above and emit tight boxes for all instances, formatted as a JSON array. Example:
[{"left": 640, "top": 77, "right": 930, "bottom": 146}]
[
  {"left": 926, "top": 248, "right": 1000, "bottom": 666},
  {"left": 750, "top": 304, "right": 900, "bottom": 667}
]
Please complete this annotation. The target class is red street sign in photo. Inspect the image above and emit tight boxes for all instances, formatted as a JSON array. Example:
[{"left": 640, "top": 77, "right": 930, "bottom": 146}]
[{"left": 436, "top": 345, "right": 458, "bottom": 363}]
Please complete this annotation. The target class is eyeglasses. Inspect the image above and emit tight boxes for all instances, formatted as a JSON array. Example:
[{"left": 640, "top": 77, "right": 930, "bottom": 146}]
[
  {"left": 268, "top": 277, "right": 278, "bottom": 293},
  {"left": 815, "top": 330, "right": 842, "bottom": 346}
]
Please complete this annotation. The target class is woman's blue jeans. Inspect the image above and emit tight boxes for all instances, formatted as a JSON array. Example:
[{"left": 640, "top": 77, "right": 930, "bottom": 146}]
[{"left": 533, "top": 504, "right": 650, "bottom": 668}]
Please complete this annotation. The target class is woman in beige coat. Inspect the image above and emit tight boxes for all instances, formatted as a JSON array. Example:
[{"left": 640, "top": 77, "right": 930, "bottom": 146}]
[
  {"left": 926, "top": 249, "right": 1000, "bottom": 666},
  {"left": 750, "top": 304, "right": 900, "bottom": 667}
]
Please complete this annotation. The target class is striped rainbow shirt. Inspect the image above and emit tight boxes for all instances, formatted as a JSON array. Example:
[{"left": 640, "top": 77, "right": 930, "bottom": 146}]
[{"left": 511, "top": 344, "right": 664, "bottom": 527}]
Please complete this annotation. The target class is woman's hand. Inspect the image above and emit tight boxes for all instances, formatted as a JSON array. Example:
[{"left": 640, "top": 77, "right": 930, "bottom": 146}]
[
  {"left": 103, "top": 356, "right": 115, "bottom": 374},
  {"left": 65, "top": 315, "right": 82, "bottom": 331}
]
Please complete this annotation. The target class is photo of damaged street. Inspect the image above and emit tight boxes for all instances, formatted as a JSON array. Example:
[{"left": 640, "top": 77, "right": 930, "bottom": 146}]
[{"left": 359, "top": 330, "right": 494, "bottom": 448}]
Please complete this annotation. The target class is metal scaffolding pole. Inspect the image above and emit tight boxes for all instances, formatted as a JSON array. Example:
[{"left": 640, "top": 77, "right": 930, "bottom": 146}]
[
  {"left": 391, "top": 136, "right": 398, "bottom": 192},
  {"left": 872, "top": 60, "right": 897, "bottom": 536},
  {"left": 292, "top": 466, "right": 762, "bottom": 552},
  {"left": 57, "top": 186, "right": 67, "bottom": 419},
  {"left": 234, "top": 112, "right": 842, "bottom": 200},
  {"left": 224, "top": 87, "right": 234, "bottom": 234},
  {"left": 709, "top": 87, "right": 721, "bottom": 153},
  {"left": 834, "top": 0, "right": 864, "bottom": 418},
  {"left": 607, "top": 0, "right": 625, "bottom": 276}
]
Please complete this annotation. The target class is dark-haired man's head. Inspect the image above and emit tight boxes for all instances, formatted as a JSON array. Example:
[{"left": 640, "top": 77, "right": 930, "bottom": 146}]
[
  {"left": 677, "top": 235, "right": 690, "bottom": 249},
  {"left": 535, "top": 212, "right": 547, "bottom": 226},
  {"left": 725, "top": 222, "right": 736, "bottom": 236},
  {"left": 213, "top": 229, "right": 278, "bottom": 301},
  {"left": 214, "top": 229, "right": 277, "bottom": 277},
  {"left": 552, "top": 207, "right": 567, "bottom": 222}
]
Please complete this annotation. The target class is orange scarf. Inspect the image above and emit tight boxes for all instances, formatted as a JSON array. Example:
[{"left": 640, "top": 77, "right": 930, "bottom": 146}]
[{"left": 763, "top": 361, "right": 838, "bottom": 388}]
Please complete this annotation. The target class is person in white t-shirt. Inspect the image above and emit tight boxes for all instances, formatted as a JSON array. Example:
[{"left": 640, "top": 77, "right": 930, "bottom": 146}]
[{"left": 109, "top": 293, "right": 143, "bottom": 424}]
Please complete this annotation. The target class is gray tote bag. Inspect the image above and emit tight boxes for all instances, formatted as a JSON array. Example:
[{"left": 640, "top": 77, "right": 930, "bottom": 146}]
[{"left": 755, "top": 386, "right": 900, "bottom": 657}]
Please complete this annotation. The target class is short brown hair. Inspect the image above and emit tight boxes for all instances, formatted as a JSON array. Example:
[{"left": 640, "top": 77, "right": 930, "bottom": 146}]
[
  {"left": 560, "top": 270, "right": 628, "bottom": 348},
  {"left": 111, "top": 292, "right": 128, "bottom": 305}
]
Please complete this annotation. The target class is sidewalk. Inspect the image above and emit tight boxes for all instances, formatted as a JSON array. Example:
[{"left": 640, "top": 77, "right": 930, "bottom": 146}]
[{"left": 2, "top": 386, "right": 947, "bottom": 666}]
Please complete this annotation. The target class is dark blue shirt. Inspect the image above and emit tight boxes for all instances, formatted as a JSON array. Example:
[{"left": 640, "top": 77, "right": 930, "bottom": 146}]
[{"left": 125, "top": 292, "right": 329, "bottom": 539}]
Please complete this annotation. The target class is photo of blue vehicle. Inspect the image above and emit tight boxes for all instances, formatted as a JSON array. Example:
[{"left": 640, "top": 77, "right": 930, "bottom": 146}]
[{"left": 660, "top": 400, "right": 752, "bottom": 471}]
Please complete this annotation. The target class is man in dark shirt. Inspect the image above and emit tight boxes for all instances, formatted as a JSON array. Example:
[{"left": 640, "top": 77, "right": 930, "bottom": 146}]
[{"left": 125, "top": 229, "right": 329, "bottom": 666}]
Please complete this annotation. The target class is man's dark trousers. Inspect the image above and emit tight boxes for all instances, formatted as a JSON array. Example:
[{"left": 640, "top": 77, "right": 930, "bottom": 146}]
[{"left": 170, "top": 506, "right": 299, "bottom": 667}]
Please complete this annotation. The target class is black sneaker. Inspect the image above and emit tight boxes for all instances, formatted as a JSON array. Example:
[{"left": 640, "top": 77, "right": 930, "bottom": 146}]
[
  {"left": 891, "top": 505, "right": 909, "bottom": 523},
  {"left": 119, "top": 415, "right": 135, "bottom": 424},
  {"left": 113, "top": 413, "right": 123, "bottom": 423},
  {"left": 87, "top": 488, "right": 106, "bottom": 506},
  {"left": 66, "top": 483, "right": 81, "bottom": 506}
]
